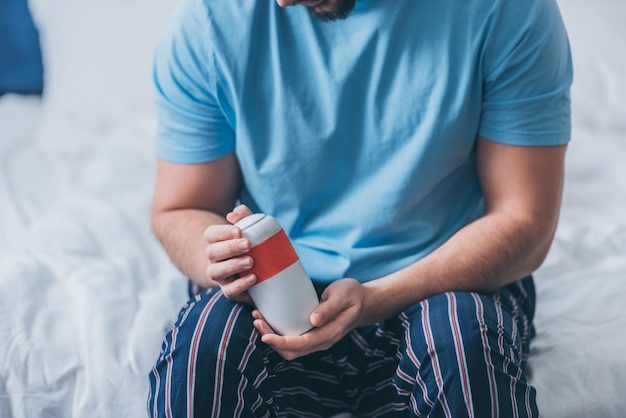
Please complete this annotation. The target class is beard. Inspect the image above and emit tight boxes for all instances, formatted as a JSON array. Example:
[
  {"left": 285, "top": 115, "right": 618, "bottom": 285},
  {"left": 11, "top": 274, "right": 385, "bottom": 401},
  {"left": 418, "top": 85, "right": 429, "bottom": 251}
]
[{"left": 308, "top": 0, "right": 357, "bottom": 22}]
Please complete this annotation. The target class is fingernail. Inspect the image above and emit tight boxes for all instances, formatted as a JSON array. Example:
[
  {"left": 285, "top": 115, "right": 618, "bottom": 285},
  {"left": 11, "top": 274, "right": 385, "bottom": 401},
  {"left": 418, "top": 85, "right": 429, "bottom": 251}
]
[
  {"left": 240, "top": 257, "right": 252, "bottom": 268},
  {"left": 246, "top": 274, "right": 256, "bottom": 284},
  {"left": 230, "top": 227, "right": 240, "bottom": 237},
  {"left": 238, "top": 240, "right": 250, "bottom": 250}
]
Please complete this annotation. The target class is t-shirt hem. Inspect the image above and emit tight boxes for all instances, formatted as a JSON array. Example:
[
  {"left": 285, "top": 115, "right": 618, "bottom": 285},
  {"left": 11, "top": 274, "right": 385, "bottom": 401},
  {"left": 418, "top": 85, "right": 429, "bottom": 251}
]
[
  {"left": 478, "top": 127, "right": 571, "bottom": 147},
  {"left": 156, "top": 142, "right": 235, "bottom": 164}
]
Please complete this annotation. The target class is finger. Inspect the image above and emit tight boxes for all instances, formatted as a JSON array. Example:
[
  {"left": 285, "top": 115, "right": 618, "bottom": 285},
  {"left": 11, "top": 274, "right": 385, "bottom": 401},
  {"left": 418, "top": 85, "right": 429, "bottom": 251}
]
[
  {"left": 311, "top": 279, "right": 362, "bottom": 327},
  {"left": 220, "top": 274, "right": 256, "bottom": 302},
  {"left": 261, "top": 328, "right": 337, "bottom": 361},
  {"left": 260, "top": 330, "right": 313, "bottom": 349},
  {"left": 206, "top": 255, "right": 254, "bottom": 283},
  {"left": 203, "top": 224, "right": 241, "bottom": 243},
  {"left": 252, "top": 309, "right": 307, "bottom": 341},
  {"left": 205, "top": 238, "right": 251, "bottom": 262},
  {"left": 252, "top": 318, "right": 275, "bottom": 336},
  {"left": 223, "top": 291, "right": 254, "bottom": 305},
  {"left": 309, "top": 294, "right": 344, "bottom": 327},
  {"left": 251, "top": 310, "right": 277, "bottom": 336},
  {"left": 226, "top": 205, "right": 253, "bottom": 224},
  {"left": 251, "top": 309, "right": 265, "bottom": 321},
  {"left": 252, "top": 313, "right": 306, "bottom": 346}
]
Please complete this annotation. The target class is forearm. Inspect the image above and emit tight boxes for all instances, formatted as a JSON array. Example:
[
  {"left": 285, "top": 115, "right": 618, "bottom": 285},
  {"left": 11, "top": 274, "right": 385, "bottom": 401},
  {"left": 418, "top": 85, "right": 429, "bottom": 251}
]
[
  {"left": 360, "top": 210, "right": 556, "bottom": 325},
  {"left": 358, "top": 140, "right": 566, "bottom": 326},
  {"left": 152, "top": 208, "right": 227, "bottom": 287},
  {"left": 150, "top": 155, "right": 242, "bottom": 287}
]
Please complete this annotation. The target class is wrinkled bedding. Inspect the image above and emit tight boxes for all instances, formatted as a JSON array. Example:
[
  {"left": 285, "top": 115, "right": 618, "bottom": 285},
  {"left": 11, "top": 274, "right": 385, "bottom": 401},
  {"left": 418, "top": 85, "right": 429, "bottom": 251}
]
[{"left": 0, "top": 94, "right": 187, "bottom": 417}]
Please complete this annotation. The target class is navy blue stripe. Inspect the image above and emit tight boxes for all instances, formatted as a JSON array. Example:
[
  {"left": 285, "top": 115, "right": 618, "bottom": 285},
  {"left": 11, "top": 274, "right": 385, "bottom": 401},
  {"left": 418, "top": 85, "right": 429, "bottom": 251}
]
[{"left": 148, "top": 277, "right": 538, "bottom": 417}]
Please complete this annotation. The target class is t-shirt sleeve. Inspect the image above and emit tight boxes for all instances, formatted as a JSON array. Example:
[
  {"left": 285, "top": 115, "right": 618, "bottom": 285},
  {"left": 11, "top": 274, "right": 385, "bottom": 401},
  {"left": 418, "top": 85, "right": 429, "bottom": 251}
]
[
  {"left": 479, "top": 0, "right": 573, "bottom": 146},
  {"left": 153, "top": 0, "right": 235, "bottom": 163}
]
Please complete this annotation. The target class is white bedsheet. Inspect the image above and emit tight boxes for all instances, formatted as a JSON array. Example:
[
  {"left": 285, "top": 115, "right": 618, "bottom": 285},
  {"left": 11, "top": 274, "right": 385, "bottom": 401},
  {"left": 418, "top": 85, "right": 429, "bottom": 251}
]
[
  {"left": 0, "top": 95, "right": 187, "bottom": 418},
  {"left": 1, "top": 0, "right": 625, "bottom": 417},
  {"left": 530, "top": 127, "right": 626, "bottom": 416}
]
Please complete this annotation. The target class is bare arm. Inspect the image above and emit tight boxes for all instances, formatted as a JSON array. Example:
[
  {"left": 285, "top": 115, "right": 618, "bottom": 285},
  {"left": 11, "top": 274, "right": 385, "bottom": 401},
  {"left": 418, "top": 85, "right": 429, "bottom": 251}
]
[
  {"left": 255, "top": 137, "right": 567, "bottom": 359},
  {"left": 151, "top": 154, "right": 244, "bottom": 288},
  {"left": 359, "top": 137, "right": 567, "bottom": 324}
]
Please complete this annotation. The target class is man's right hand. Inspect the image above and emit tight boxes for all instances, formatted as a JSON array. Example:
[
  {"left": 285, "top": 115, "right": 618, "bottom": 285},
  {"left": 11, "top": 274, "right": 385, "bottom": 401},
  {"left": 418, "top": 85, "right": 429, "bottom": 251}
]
[{"left": 203, "top": 205, "right": 257, "bottom": 303}]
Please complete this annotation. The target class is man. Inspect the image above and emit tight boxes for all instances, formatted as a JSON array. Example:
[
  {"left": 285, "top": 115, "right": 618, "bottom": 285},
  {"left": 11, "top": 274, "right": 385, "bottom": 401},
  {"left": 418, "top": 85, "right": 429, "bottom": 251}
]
[{"left": 148, "top": 0, "right": 572, "bottom": 416}]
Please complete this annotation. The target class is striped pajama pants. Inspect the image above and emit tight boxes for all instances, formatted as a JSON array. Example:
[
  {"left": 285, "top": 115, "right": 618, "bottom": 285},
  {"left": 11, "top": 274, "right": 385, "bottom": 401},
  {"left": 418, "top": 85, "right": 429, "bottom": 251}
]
[{"left": 148, "top": 276, "right": 537, "bottom": 417}]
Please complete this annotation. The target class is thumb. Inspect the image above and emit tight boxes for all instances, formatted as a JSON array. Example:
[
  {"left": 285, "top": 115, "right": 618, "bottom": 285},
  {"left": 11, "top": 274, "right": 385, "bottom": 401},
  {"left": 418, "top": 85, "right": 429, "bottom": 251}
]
[
  {"left": 226, "top": 205, "right": 253, "bottom": 224},
  {"left": 309, "top": 296, "right": 340, "bottom": 327}
]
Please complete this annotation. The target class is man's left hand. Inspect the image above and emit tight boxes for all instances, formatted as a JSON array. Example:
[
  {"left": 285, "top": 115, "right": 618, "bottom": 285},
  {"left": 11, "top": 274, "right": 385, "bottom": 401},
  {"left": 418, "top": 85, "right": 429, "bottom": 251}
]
[{"left": 252, "top": 278, "right": 368, "bottom": 360}]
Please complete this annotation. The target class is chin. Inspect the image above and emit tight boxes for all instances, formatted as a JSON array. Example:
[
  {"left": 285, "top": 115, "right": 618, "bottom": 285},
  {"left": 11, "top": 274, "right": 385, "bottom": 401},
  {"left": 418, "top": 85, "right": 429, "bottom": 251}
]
[{"left": 309, "top": 0, "right": 357, "bottom": 22}]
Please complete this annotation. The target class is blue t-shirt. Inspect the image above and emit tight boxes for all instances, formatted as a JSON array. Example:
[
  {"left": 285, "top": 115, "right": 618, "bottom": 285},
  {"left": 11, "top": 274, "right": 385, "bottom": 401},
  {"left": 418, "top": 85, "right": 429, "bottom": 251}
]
[{"left": 154, "top": 0, "right": 572, "bottom": 283}]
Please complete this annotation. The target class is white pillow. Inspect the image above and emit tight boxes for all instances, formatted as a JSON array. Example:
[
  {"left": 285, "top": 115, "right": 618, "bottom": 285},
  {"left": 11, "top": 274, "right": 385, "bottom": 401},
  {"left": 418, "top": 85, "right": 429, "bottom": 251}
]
[
  {"left": 29, "top": 0, "right": 177, "bottom": 135},
  {"left": 558, "top": 0, "right": 626, "bottom": 131}
]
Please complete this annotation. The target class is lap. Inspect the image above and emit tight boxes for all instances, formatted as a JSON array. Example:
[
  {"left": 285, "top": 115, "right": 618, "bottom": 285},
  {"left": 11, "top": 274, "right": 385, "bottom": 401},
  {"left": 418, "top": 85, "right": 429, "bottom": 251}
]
[
  {"left": 149, "top": 277, "right": 537, "bottom": 417},
  {"left": 396, "top": 276, "right": 537, "bottom": 417}
]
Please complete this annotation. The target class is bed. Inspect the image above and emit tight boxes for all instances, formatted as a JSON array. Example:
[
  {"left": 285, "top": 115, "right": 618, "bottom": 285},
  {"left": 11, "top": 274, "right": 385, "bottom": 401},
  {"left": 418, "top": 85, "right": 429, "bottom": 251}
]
[{"left": 1, "top": 0, "right": 625, "bottom": 417}]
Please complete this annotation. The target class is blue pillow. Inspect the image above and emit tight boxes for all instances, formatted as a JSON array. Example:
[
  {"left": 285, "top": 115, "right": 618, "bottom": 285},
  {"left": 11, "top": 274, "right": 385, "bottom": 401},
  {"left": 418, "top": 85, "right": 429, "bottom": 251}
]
[{"left": 0, "top": 0, "right": 44, "bottom": 95}]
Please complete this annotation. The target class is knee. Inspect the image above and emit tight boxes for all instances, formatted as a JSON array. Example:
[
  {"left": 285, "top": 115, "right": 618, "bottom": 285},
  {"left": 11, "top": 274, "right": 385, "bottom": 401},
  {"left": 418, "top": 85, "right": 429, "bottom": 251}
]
[
  {"left": 406, "top": 291, "right": 508, "bottom": 370},
  {"left": 401, "top": 291, "right": 537, "bottom": 417},
  {"left": 148, "top": 290, "right": 260, "bottom": 416},
  {"left": 185, "top": 290, "right": 252, "bottom": 337},
  {"left": 153, "top": 289, "right": 256, "bottom": 373}
]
